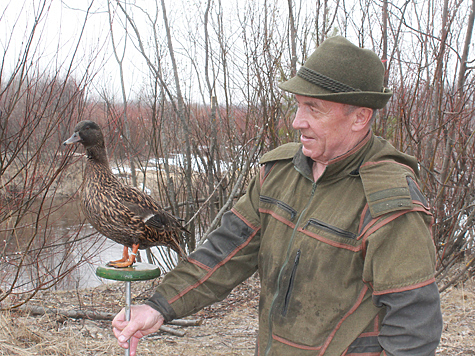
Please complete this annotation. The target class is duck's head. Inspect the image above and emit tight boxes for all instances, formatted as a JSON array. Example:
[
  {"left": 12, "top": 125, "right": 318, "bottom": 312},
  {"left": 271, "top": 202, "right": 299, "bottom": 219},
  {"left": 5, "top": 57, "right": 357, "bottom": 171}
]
[{"left": 63, "top": 120, "right": 105, "bottom": 148}]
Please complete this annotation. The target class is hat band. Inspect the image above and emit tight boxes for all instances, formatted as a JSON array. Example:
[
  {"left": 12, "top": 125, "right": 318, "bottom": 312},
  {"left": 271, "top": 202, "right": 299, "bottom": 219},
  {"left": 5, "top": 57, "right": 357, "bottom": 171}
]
[{"left": 297, "top": 66, "right": 360, "bottom": 93}]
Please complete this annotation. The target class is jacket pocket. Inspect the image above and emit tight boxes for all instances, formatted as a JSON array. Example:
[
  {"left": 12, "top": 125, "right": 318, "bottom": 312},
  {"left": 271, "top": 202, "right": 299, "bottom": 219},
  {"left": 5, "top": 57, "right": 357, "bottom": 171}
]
[
  {"left": 282, "top": 249, "right": 301, "bottom": 316},
  {"left": 260, "top": 195, "right": 297, "bottom": 221},
  {"left": 304, "top": 218, "right": 357, "bottom": 239}
]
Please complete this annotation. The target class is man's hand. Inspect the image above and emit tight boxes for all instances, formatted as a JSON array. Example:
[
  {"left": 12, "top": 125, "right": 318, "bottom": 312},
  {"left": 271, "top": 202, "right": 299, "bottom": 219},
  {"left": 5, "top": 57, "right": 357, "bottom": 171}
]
[{"left": 112, "top": 304, "right": 164, "bottom": 356}]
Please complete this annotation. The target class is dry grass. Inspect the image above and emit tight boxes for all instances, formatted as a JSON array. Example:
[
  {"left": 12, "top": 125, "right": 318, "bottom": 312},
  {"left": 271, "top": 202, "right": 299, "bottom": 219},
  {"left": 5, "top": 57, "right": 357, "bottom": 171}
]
[
  {"left": 437, "top": 278, "right": 475, "bottom": 355},
  {"left": 0, "top": 311, "right": 118, "bottom": 355},
  {"left": 0, "top": 277, "right": 259, "bottom": 356},
  {"left": 1, "top": 274, "right": 474, "bottom": 355}
]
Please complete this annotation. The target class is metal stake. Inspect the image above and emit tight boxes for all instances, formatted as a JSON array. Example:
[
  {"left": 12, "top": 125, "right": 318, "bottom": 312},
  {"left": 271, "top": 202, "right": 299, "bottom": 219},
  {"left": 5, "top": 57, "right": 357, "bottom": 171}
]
[
  {"left": 96, "top": 263, "right": 161, "bottom": 356},
  {"left": 125, "top": 280, "right": 131, "bottom": 356}
]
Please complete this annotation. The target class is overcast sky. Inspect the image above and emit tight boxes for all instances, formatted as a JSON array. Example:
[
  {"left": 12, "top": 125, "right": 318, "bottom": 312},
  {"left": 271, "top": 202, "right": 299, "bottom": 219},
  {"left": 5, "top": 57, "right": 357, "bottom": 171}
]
[
  {"left": 1, "top": 0, "right": 319, "bottom": 103},
  {"left": 2, "top": 0, "right": 151, "bottom": 100}
]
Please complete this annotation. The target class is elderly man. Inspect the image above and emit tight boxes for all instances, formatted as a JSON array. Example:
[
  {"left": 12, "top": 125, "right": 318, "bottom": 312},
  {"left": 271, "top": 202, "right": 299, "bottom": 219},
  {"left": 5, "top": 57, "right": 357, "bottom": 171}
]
[{"left": 112, "top": 36, "right": 443, "bottom": 356}]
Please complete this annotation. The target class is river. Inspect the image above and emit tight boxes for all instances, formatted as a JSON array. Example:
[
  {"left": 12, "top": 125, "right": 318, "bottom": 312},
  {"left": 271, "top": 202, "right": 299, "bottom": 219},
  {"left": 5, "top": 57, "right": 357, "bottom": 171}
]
[{"left": 0, "top": 196, "right": 174, "bottom": 294}]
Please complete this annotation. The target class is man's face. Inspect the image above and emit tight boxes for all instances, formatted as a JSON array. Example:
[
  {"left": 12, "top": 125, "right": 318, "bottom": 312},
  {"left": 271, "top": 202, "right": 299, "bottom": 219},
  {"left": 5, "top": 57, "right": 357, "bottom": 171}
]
[{"left": 292, "top": 95, "right": 363, "bottom": 163}]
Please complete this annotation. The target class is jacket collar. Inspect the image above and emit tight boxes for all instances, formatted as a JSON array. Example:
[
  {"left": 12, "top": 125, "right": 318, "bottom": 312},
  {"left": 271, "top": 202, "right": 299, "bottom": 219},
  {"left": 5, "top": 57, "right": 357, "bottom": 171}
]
[{"left": 293, "top": 132, "right": 374, "bottom": 182}]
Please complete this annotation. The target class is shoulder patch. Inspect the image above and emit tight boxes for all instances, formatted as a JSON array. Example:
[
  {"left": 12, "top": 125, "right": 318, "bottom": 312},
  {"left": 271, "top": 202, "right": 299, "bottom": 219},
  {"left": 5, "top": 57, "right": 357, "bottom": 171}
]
[
  {"left": 259, "top": 142, "right": 301, "bottom": 164},
  {"left": 360, "top": 160, "right": 416, "bottom": 218}
]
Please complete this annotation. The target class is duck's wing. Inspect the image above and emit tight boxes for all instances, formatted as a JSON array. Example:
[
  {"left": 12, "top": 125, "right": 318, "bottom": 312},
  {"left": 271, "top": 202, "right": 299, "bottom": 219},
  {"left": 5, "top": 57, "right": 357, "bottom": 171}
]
[
  {"left": 116, "top": 185, "right": 159, "bottom": 216},
  {"left": 116, "top": 187, "right": 188, "bottom": 258},
  {"left": 118, "top": 187, "right": 186, "bottom": 232},
  {"left": 122, "top": 200, "right": 156, "bottom": 222},
  {"left": 143, "top": 209, "right": 186, "bottom": 231},
  {"left": 123, "top": 200, "right": 186, "bottom": 232}
]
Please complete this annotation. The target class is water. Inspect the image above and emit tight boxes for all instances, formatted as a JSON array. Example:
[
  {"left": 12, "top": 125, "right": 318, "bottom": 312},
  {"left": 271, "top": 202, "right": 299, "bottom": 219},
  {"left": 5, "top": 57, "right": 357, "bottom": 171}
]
[
  {"left": 58, "top": 232, "right": 127, "bottom": 289},
  {"left": 0, "top": 197, "right": 175, "bottom": 293}
]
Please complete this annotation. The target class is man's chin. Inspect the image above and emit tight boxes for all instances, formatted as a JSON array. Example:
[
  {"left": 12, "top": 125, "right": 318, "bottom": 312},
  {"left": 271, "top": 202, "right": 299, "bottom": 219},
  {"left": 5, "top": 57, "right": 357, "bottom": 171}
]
[
  {"left": 301, "top": 146, "right": 316, "bottom": 159},
  {"left": 301, "top": 146, "right": 328, "bottom": 164}
]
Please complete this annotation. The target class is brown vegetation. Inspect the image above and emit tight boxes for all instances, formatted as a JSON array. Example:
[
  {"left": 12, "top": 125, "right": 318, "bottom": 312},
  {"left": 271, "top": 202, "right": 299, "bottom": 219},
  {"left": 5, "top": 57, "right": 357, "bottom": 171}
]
[{"left": 1, "top": 274, "right": 474, "bottom": 355}]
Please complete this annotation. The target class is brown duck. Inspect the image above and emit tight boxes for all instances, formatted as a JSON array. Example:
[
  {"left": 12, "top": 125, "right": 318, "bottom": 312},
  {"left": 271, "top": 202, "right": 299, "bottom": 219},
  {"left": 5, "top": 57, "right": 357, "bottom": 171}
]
[{"left": 63, "top": 120, "right": 187, "bottom": 268}]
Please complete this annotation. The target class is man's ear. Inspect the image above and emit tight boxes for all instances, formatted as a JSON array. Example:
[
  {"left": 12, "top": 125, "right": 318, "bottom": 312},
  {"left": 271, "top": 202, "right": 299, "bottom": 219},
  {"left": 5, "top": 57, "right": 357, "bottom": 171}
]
[{"left": 352, "top": 107, "right": 373, "bottom": 132}]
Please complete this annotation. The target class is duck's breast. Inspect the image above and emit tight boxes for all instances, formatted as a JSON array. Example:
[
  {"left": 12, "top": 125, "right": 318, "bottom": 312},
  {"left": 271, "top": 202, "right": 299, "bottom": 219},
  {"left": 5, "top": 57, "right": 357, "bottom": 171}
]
[{"left": 81, "top": 166, "right": 145, "bottom": 246}]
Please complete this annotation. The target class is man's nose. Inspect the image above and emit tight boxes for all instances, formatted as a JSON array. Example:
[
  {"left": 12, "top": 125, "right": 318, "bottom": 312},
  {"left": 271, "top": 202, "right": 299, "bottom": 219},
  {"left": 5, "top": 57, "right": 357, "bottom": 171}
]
[{"left": 292, "top": 108, "right": 308, "bottom": 130}]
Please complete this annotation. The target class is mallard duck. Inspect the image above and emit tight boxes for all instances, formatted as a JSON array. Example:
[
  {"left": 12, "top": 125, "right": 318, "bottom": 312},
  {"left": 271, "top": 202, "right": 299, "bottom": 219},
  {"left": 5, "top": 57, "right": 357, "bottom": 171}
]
[{"left": 63, "top": 120, "right": 187, "bottom": 268}]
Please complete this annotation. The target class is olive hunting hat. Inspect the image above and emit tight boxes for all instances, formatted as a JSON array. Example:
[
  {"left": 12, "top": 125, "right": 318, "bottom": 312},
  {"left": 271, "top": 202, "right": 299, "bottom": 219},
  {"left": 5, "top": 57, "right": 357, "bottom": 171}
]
[{"left": 279, "top": 36, "right": 392, "bottom": 109}]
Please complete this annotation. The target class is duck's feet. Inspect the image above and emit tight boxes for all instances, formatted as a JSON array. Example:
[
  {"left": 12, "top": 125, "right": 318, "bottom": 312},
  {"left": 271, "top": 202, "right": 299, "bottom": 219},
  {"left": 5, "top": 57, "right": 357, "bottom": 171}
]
[
  {"left": 107, "top": 244, "right": 139, "bottom": 268},
  {"left": 107, "top": 260, "right": 134, "bottom": 268}
]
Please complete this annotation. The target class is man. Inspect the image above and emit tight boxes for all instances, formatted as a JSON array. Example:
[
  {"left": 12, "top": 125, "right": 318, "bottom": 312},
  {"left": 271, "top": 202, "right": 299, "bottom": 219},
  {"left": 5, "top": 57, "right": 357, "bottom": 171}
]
[{"left": 112, "top": 36, "right": 443, "bottom": 355}]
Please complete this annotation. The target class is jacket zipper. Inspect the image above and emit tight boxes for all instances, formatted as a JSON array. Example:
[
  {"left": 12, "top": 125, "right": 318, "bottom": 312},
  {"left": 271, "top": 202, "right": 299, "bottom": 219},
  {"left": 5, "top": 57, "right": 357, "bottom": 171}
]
[
  {"left": 264, "top": 182, "right": 317, "bottom": 356},
  {"left": 282, "top": 249, "right": 301, "bottom": 316},
  {"left": 305, "top": 218, "right": 357, "bottom": 239},
  {"left": 259, "top": 195, "right": 297, "bottom": 220}
]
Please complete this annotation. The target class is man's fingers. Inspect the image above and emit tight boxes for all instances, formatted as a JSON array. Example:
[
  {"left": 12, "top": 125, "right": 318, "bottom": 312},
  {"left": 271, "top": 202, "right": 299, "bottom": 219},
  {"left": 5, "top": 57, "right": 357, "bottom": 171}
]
[
  {"left": 118, "top": 319, "right": 143, "bottom": 343},
  {"left": 113, "top": 326, "right": 126, "bottom": 341},
  {"left": 117, "top": 338, "right": 130, "bottom": 350},
  {"left": 115, "top": 329, "right": 142, "bottom": 353},
  {"left": 112, "top": 308, "right": 125, "bottom": 327},
  {"left": 112, "top": 304, "right": 165, "bottom": 353},
  {"left": 113, "top": 307, "right": 140, "bottom": 343},
  {"left": 129, "top": 336, "right": 140, "bottom": 355}
]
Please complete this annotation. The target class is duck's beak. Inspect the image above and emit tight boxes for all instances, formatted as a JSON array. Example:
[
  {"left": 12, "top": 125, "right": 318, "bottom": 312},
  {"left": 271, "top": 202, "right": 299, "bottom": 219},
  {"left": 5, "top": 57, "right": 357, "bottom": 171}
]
[{"left": 63, "top": 132, "right": 81, "bottom": 145}]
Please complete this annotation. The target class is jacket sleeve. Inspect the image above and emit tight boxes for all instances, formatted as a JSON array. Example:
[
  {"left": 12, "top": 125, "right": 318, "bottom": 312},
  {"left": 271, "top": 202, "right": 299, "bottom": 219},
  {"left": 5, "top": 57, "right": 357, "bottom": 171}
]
[
  {"left": 362, "top": 210, "right": 436, "bottom": 294},
  {"left": 373, "top": 282, "right": 443, "bottom": 356},
  {"left": 362, "top": 210, "right": 442, "bottom": 355},
  {"left": 145, "top": 176, "right": 262, "bottom": 322}
]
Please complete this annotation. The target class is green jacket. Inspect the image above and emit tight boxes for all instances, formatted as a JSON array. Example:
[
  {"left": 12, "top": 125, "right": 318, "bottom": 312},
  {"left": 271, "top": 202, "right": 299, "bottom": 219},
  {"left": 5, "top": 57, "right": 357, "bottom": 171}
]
[{"left": 146, "top": 134, "right": 441, "bottom": 355}]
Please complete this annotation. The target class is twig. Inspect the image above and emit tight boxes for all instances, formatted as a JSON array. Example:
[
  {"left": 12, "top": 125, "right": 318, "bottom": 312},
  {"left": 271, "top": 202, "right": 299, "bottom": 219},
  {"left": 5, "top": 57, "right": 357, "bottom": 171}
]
[
  {"left": 169, "top": 318, "right": 203, "bottom": 326},
  {"left": 157, "top": 325, "right": 186, "bottom": 337},
  {"left": 15, "top": 305, "right": 201, "bottom": 337},
  {"left": 198, "top": 126, "right": 264, "bottom": 246},
  {"left": 18, "top": 305, "right": 114, "bottom": 320},
  {"left": 439, "top": 257, "right": 475, "bottom": 293}
]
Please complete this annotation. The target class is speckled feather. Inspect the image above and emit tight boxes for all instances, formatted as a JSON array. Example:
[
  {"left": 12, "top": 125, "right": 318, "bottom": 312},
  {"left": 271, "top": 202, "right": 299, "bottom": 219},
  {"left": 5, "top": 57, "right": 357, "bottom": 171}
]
[{"left": 65, "top": 120, "right": 187, "bottom": 257}]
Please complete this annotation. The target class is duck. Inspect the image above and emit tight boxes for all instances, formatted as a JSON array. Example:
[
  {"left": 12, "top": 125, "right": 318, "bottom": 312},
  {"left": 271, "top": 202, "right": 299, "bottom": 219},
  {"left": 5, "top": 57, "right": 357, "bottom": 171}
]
[{"left": 63, "top": 120, "right": 188, "bottom": 268}]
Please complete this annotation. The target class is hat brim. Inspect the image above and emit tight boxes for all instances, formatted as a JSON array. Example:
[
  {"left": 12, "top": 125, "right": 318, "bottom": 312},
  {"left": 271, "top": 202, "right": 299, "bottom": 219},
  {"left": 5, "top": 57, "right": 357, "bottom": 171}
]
[{"left": 279, "top": 75, "right": 392, "bottom": 110}]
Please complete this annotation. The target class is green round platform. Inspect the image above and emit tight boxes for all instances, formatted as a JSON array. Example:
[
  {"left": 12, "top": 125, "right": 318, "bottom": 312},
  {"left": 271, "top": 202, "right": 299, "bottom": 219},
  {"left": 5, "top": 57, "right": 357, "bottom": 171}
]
[{"left": 95, "top": 263, "right": 161, "bottom": 282}]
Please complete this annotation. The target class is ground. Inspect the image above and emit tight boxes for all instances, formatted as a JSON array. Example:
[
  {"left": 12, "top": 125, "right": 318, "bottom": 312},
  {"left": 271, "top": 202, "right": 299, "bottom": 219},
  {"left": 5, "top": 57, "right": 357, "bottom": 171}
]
[
  {"left": 438, "top": 279, "right": 475, "bottom": 355},
  {"left": 1, "top": 273, "right": 474, "bottom": 355}
]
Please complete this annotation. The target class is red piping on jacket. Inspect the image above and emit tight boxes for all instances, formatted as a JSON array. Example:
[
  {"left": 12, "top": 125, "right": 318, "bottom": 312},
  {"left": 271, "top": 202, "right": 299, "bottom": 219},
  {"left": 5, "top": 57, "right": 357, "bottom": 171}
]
[
  {"left": 298, "top": 227, "right": 362, "bottom": 252},
  {"left": 168, "top": 209, "right": 260, "bottom": 304},
  {"left": 371, "top": 277, "right": 436, "bottom": 295},
  {"left": 272, "top": 334, "right": 322, "bottom": 351},
  {"left": 260, "top": 163, "right": 277, "bottom": 187},
  {"left": 359, "top": 206, "right": 432, "bottom": 259},
  {"left": 258, "top": 208, "right": 296, "bottom": 229},
  {"left": 318, "top": 285, "right": 370, "bottom": 355},
  {"left": 259, "top": 208, "right": 362, "bottom": 252}
]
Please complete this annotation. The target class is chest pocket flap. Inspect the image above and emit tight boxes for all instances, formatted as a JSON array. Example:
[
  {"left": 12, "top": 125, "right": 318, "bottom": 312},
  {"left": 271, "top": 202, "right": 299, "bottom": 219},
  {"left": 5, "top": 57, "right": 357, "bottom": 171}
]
[{"left": 360, "top": 161, "right": 414, "bottom": 218}]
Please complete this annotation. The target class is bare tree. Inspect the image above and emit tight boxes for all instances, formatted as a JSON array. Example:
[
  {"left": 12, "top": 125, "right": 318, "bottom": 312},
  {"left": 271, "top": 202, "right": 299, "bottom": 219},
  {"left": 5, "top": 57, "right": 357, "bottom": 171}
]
[
  {"left": 2, "top": 0, "right": 475, "bottom": 304},
  {"left": 0, "top": 0, "right": 104, "bottom": 309},
  {"left": 107, "top": 0, "right": 138, "bottom": 188}
]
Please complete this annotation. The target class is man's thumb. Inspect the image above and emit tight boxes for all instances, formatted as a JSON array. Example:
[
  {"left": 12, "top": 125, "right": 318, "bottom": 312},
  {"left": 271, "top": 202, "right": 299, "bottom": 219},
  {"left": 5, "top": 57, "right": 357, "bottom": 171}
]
[{"left": 118, "top": 322, "right": 137, "bottom": 342}]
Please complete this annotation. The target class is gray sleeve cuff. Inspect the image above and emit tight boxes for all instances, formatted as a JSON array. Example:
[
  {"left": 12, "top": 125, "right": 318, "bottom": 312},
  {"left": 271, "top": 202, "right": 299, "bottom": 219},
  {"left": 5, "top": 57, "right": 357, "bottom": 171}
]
[
  {"left": 145, "top": 291, "right": 177, "bottom": 323},
  {"left": 373, "top": 281, "right": 443, "bottom": 356}
]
